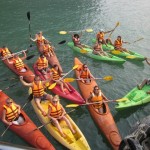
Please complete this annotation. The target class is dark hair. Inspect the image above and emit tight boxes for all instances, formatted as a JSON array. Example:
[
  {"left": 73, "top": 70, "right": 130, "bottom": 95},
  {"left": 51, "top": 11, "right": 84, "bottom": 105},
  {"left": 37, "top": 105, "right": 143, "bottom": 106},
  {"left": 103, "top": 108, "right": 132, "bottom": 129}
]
[
  {"left": 53, "top": 64, "right": 61, "bottom": 75},
  {"left": 74, "top": 34, "right": 79, "bottom": 38},
  {"left": 40, "top": 54, "right": 45, "bottom": 58},
  {"left": 93, "top": 85, "right": 99, "bottom": 90},
  {"left": 118, "top": 36, "right": 121, "bottom": 39}
]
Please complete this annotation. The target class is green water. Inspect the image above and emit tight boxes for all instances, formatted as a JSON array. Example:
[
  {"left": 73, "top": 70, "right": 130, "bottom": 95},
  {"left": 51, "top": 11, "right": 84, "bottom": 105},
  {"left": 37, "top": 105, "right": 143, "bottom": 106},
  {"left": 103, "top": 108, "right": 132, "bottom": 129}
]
[{"left": 0, "top": 0, "right": 150, "bottom": 149}]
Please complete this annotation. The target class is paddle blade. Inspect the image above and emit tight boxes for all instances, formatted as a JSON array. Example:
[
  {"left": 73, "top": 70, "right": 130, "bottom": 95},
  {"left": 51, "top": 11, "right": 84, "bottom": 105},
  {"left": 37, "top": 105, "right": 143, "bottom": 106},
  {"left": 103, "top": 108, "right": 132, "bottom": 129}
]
[
  {"left": 66, "top": 104, "right": 79, "bottom": 108},
  {"left": 116, "top": 98, "right": 128, "bottom": 102},
  {"left": 126, "top": 55, "right": 137, "bottom": 59},
  {"left": 26, "top": 55, "right": 35, "bottom": 60},
  {"left": 27, "top": 11, "right": 30, "bottom": 20},
  {"left": 59, "top": 31, "right": 67, "bottom": 35},
  {"left": 48, "top": 83, "right": 56, "bottom": 89},
  {"left": 64, "top": 78, "right": 75, "bottom": 83},
  {"left": 85, "top": 28, "right": 93, "bottom": 32},
  {"left": 58, "top": 40, "right": 66, "bottom": 44},
  {"left": 111, "top": 50, "right": 121, "bottom": 54},
  {"left": 73, "top": 65, "right": 79, "bottom": 70},
  {"left": 103, "top": 76, "right": 113, "bottom": 81},
  {"left": 80, "top": 49, "right": 88, "bottom": 53},
  {"left": 116, "top": 22, "right": 120, "bottom": 27}
]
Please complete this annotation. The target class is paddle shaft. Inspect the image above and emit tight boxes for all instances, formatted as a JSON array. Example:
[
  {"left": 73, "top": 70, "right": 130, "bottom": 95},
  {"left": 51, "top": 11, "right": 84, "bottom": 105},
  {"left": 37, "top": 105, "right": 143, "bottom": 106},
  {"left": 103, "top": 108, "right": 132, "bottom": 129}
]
[
  {"left": 108, "top": 22, "right": 119, "bottom": 38},
  {"left": 27, "top": 12, "right": 31, "bottom": 38},
  {"left": 33, "top": 109, "right": 76, "bottom": 131}
]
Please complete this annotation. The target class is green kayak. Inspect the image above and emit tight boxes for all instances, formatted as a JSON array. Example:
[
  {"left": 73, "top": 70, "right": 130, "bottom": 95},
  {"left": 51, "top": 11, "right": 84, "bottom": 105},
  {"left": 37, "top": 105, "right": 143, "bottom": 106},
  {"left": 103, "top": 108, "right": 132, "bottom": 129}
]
[
  {"left": 67, "top": 42, "right": 126, "bottom": 63},
  {"left": 92, "top": 38, "right": 145, "bottom": 61},
  {"left": 115, "top": 85, "right": 150, "bottom": 110}
]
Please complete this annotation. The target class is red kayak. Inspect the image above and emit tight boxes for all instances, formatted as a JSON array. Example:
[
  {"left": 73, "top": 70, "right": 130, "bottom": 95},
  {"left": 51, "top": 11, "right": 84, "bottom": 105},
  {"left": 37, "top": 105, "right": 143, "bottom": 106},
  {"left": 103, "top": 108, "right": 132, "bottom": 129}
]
[
  {"left": 74, "top": 57, "right": 122, "bottom": 150},
  {"left": 0, "top": 91, "right": 55, "bottom": 150},
  {"left": 33, "top": 64, "right": 85, "bottom": 104}
]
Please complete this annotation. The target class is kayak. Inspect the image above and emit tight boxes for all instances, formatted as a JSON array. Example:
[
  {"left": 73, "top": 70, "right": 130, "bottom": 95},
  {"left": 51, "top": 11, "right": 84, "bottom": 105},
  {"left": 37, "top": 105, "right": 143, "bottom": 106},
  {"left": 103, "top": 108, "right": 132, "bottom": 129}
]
[
  {"left": 0, "top": 91, "right": 55, "bottom": 150},
  {"left": 29, "top": 88, "right": 91, "bottom": 150},
  {"left": 1, "top": 55, "right": 34, "bottom": 83},
  {"left": 33, "top": 64, "right": 85, "bottom": 104},
  {"left": 67, "top": 42, "right": 126, "bottom": 63},
  {"left": 115, "top": 85, "right": 150, "bottom": 110},
  {"left": 74, "top": 57, "right": 122, "bottom": 150},
  {"left": 91, "top": 39, "right": 145, "bottom": 61},
  {"left": 119, "top": 115, "right": 150, "bottom": 150},
  {"left": 36, "top": 43, "right": 63, "bottom": 73},
  {"left": 0, "top": 141, "right": 36, "bottom": 150}
]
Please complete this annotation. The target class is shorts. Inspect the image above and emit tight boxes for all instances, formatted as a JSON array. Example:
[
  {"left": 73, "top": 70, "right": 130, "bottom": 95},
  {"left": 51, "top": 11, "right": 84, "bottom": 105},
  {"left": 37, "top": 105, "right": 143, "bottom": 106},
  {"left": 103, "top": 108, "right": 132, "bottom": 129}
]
[{"left": 34, "top": 93, "right": 48, "bottom": 101}]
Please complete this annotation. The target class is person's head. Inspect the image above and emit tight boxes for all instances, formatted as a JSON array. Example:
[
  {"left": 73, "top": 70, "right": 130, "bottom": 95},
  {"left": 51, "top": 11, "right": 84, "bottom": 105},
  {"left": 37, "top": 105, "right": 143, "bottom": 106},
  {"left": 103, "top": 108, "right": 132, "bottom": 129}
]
[
  {"left": 82, "top": 64, "right": 88, "bottom": 70},
  {"left": 38, "top": 31, "right": 42, "bottom": 35},
  {"left": 40, "top": 54, "right": 45, "bottom": 59},
  {"left": 6, "top": 98, "right": 13, "bottom": 106},
  {"left": 3, "top": 46, "right": 6, "bottom": 49},
  {"left": 74, "top": 34, "right": 79, "bottom": 39},
  {"left": 52, "top": 95, "right": 59, "bottom": 105},
  {"left": 93, "top": 85, "right": 100, "bottom": 93},
  {"left": 34, "top": 76, "right": 40, "bottom": 82},
  {"left": 117, "top": 36, "right": 122, "bottom": 40},
  {"left": 99, "top": 29, "right": 104, "bottom": 33},
  {"left": 44, "top": 40, "right": 49, "bottom": 45}
]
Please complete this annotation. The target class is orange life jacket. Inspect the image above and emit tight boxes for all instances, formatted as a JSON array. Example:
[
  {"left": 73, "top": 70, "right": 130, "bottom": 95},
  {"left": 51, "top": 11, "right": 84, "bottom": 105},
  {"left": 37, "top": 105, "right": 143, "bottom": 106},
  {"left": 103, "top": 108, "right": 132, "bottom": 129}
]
[
  {"left": 114, "top": 39, "right": 122, "bottom": 48},
  {"left": 50, "top": 68, "right": 60, "bottom": 80},
  {"left": 1, "top": 48, "right": 11, "bottom": 57},
  {"left": 43, "top": 45, "right": 53, "bottom": 54},
  {"left": 37, "top": 57, "right": 48, "bottom": 69},
  {"left": 80, "top": 69, "right": 90, "bottom": 79},
  {"left": 32, "top": 81, "right": 45, "bottom": 97},
  {"left": 91, "top": 91, "right": 103, "bottom": 108},
  {"left": 97, "top": 32, "right": 105, "bottom": 40},
  {"left": 3, "top": 103, "right": 19, "bottom": 122},
  {"left": 48, "top": 102, "right": 63, "bottom": 118},
  {"left": 13, "top": 58, "right": 25, "bottom": 70},
  {"left": 36, "top": 35, "right": 45, "bottom": 44}
]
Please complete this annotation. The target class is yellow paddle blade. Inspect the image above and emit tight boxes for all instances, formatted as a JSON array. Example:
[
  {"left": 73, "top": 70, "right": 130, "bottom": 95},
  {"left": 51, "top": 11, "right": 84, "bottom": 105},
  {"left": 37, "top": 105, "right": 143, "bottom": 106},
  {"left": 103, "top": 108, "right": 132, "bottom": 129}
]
[
  {"left": 48, "top": 83, "right": 56, "bottom": 89},
  {"left": 111, "top": 50, "right": 121, "bottom": 54},
  {"left": 73, "top": 65, "right": 79, "bottom": 70},
  {"left": 116, "top": 21, "right": 120, "bottom": 27},
  {"left": 59, "top": 31, "right": 67, "bottom": 35},
  {"left": 85, "top": 28, "right": 93, "bottom": 32},
  {"left": 116, "top": 98, "right": 128, "bottom": 102},
  {"left": 126, "top": 55, "right": 137, "bottom": 59},
  {"left": 80, "top": 49, "right": 88, "bottom": 53},
  {"left": 64, "top": 78, "right": 75, "bottom": 83},
  {"left": 103, "top": 76, "right": 113, "bottom": 81},
  {"left": 45, "top": 82, "right": 50, "bottom": 87},
  {"left": 66, "top": 104, "right": 79, "bottom": 108}
]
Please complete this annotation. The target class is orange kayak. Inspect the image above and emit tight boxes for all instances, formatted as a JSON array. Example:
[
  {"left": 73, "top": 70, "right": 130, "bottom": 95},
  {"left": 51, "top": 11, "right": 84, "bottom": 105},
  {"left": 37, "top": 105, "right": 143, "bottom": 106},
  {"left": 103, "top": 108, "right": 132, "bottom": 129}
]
[
  {"left": 1, "top": 52, "right": 34, "bottom": 83},
  {"left": 74, "top": 57, "right": 122, "bottom": 150},
  {"left": 37, "top": 43, "right": 63, "bottom": 73},
  {"left": 0, "top": 91, "right": 55, "bottom": 150}
]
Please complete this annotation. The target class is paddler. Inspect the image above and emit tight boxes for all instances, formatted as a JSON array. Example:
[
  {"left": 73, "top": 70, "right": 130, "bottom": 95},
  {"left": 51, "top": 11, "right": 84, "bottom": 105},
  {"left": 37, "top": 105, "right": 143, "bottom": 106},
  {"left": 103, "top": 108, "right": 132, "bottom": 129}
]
[
  {"left": 0, "top": 46, "right": 12, "bottom": 59},
  {"left": 2, "top": 98, "right": 24, "bottom": 126},
  {"left": 50, "top": 64, "right": 72, "bottom": 93},
  {"left": 77, "top": 64, "right": 94, "bottom": 83},
  {"left": 86, "top": 86, "right": 109, "bottom": 113},
  {"left": 137, "top": 79, "right": 150, "bottom": 94},
  {"left": 35, "top": 54, "right": 49, "bottom": 79},
  {"left": 7, "top": 51, "right": 27, "bottom": 73},
  {"left": 113, "top": 36, "right": 130, "bottom": 53},
  {"left": 20, "top": 76, "right": 53, "bottom": 116},
  {"left": 96, "top": 29, "right": 114, "bottom": 46},
  {"left": 47, "top": 95, "right": 76, "bottom": 137}
]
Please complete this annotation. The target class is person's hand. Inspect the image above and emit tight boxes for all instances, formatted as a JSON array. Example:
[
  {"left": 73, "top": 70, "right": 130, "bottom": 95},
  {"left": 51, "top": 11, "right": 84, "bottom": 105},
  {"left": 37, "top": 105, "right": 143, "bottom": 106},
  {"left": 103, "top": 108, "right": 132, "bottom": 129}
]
[
  {"left": 18, "top": 109, "right": 21, "bottom": 114},
  {"left": 8, "top": 122, "right": 13, "bottom": 126},
  {"left": 20, "top": 76, "right": 23, "bottom": 80},
  {"left": 42, "top": 111, "right": 47, "bottom": 116}
]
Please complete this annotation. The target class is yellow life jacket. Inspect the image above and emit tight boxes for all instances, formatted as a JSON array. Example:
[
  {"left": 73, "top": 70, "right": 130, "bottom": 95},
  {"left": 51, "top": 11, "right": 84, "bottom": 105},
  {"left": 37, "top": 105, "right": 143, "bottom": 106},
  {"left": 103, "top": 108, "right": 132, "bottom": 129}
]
[
  {"left": 3, "top": 103, "right": 19, "bottom": 122},
  {"left": 36, "top": 35, "right": 45, "bottom": 44},
  {"left": 48, "top": 102, "right": 63, "bottom": 118},
  {"left": 43, "top": 45, "right": 53, "bottom": 54},
  {"left": 50, "top": 68, "right": 60, "bottom": 80},
  {"left": 13, "top": 58, "right": 24, "bottom": 70},
  {"left": 1, "top": 48, "right": 11, "bottom": 57},
  {"left": 91, "top": 91, "right": 103, "bottom": 108},
  {"left": 37, "top": 57, "right": 48, "bottom": 69},
  {"left": 32, "top": 81, "right": 45, "bottom": 97}
]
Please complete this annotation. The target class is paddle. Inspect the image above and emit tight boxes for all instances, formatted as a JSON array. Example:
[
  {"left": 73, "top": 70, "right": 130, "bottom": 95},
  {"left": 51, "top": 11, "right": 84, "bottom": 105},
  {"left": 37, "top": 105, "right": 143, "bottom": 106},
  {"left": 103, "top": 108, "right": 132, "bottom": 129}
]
[
  {"left": 31, "top": 109, "right": 76, "bottom": 132},
  {"left": 66, "top": 98, "right": 128, "bottom": 108},
  {"left": 0, "top": 94, "right": 34, "bottom": 137},
  {"left": 63, "top": 76, "right": 113, "bottom": 83},
  {"left": 26, "top": 40, "right": 66, "bottom": 60},
  {"left": 59, "top": 28, "right": 93, "bottom": 35},
  {"left": 108, "top": 22, "right": 120, "bottom": 38},
  {"left": 128, "top": 38, "right": 144, "bottom": 45},
  {"left": 48, "top": 65, "right": 79, "bottom": 89}
]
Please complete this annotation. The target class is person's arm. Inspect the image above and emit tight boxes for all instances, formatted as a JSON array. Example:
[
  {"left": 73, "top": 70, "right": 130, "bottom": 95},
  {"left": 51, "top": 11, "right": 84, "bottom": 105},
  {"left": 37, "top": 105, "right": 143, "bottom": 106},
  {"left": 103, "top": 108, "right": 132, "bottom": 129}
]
[
  {"left": 20, "top": 76, "right": 33, "bottom": 87},
  {"left": 58, "top": 105, "right": 65, "bottom": 119},
  {"left": 86, "top": 94, "right": 92, "bottom": 103},
  {"left": 30, "top": 34, "right": 37, "bottom": 42},
  {"left": 14, "top": 103, "right": 21, "bottom": 114},
  {"left": 7, "top": 57, "right": 14, "bottom": 64},
  {"left": 2, "top": 109, "right": 12, "bottom": 126},
  {"left": 102, "top": 93, "right": 109, "bottom": 101},
  {"left": 104, "top": 29, "right": 114, "bottom": 34},
  {"left": 20, "top": 51, "right": 27, "bottom": 61}
]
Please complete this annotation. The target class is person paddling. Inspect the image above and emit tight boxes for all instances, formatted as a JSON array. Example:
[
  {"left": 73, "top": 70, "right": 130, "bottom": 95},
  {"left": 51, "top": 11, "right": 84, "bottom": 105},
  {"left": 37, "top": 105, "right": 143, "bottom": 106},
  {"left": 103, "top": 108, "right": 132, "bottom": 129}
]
[
  {"left": 2, "top": 98, "right": 24, "bottom": 126},
  {"left": 0, "top": 46, "right": 12, "bottom": 59},
  {"left": 86, "top": 86, "right": 109, "bottom": 113},
  {"left": 7, "top": 51, "right": 27, "bottom": 73},
  {"left": 77, "top": 64, "right": 94, "bottom": 83},
  {"left": 20, "top": 76, "right": 53, "bottom": 116},
  {"left": 137, "top": 79, "right": 150, "bottom": 94},
  {"left": 47, "top": 95, "right": 76, "bottom": 138}
]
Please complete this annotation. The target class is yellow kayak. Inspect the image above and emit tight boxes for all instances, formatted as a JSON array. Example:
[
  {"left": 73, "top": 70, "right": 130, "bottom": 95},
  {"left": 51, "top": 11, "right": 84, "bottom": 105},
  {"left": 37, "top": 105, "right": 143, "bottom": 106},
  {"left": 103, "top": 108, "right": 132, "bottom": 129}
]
[{"left": 29, "top": 89, "right": 90, "bottom": 150}]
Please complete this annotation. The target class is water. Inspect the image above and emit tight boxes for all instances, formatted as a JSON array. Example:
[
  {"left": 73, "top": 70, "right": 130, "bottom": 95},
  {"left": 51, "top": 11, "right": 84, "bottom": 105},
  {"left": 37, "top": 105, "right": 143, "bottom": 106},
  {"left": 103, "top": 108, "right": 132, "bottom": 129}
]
[{"left": 0, "top": 0, "right": 150, "bottom": 149}]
